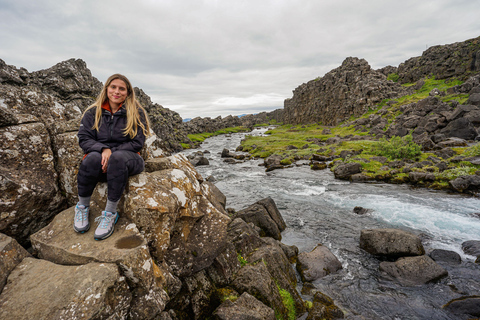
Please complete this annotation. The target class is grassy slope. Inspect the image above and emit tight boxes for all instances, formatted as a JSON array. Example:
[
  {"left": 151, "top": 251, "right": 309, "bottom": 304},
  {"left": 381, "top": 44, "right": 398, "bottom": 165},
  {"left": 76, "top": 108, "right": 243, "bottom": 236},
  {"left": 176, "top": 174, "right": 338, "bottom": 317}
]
[{"left": 239, "top": 76, "right": 480, "bottom": 190}]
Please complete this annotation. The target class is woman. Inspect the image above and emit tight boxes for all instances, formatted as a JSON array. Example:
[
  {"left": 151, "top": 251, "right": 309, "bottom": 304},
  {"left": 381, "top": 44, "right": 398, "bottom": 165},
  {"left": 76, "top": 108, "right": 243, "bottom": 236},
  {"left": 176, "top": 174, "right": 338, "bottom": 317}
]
[{"left": 74, "top": 74, "right": 150, "bottom": 240}]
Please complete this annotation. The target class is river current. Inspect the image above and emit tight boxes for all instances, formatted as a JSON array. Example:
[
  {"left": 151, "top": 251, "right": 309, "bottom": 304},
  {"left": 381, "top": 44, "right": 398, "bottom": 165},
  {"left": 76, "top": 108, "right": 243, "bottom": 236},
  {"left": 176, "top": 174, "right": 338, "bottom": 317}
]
[{"left": 180, "top": 127, "right": 480, "bottom": 320}]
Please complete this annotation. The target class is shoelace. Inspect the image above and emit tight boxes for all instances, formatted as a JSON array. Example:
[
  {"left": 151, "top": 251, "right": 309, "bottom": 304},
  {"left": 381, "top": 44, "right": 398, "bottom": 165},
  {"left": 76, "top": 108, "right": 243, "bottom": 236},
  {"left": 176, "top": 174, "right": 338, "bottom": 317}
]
[
  {"left": 75, "top": 206, "right": 88, "bottom": 222},
  {"left": 95, "top": 214, "right": 113, "bottom": 229}
]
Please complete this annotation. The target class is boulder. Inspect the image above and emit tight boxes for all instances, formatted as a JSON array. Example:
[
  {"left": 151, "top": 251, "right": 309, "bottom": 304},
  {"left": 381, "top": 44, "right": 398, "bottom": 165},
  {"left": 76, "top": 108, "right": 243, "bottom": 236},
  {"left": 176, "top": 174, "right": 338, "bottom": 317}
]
[
  {"left": 306, "top": 291, "right": 344, "bottom": 320},
  {"left": 353, "top": 206, "right": 370, "bottom": 215},
  {"left": 408, "top": 172, "right": 435, "bottom": 183},
  {"left": 434, "top": 147, "right": 456, "bottom": 159},
  {"left": 429, "top": 249, "right": 461, "bottom": 264},
  {"left": 379, "top": 255, "right": 448, "bottom": 286},
  {"left": 462, "top": 240, "right": 480, "bottom": 259},
  {"left": 435, "top": 137, "right": 468, "bottom": 149},
  {"left": 0, "top": 233, "right": 30, "bottom": 292},
  {"left": 0, "top": 121, "right": 65, "bottom": 244},
  {"left": 440, "top": 118, "right": 478, "bottom": 140},
  {"left": 234, "top": 197, "right": 286, "bottom": 240},
  {"left": 296, "top": 244, "right": 342, "bottom": 282},
  {"left": 443, "top": 296, "right": 480, "bottom": 318},
  {"left": 310, "top": 162, "right": 328, "bottom": 170},
  {"left": 264, "top": 154, "right": 283, "bottom": 172},
  {"left": 449, "top": 175, "right": 480, "bottom": 193},
  {"left": 213, "top": 292, "right": 275, "bottom": 320},
  {"left": 231, "top": 262, "right": 287, "bottom": 317},
  {"left": 30, "top": 207, "right": 168, "bottom": 319},
  {"left": 221, "top": 148, "right": 234, "bottom": 158},
  {"left": 359, "top": 228, "right": 425, "bottom": 258},
  {"left": 333, "top": 162, "right": 363, "bottom": 180},
  {"left": 0, "top": 258, "right": 131, "bottom": 320}
]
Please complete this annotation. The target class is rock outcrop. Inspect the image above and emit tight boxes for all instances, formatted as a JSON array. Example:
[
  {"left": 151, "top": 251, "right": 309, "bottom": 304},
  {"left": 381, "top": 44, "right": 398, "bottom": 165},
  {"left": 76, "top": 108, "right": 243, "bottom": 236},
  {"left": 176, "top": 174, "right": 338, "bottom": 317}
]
[{"left": 283, "top": 57, "right": 410, "bottom": 125}]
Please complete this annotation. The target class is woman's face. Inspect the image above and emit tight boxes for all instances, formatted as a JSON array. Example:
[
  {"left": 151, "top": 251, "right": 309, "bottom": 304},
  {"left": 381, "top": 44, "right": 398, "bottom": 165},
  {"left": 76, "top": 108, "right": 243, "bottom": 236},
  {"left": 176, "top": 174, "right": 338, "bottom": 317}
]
[{"left": 107, "top": 79, "right": 128, "bottom": 107}]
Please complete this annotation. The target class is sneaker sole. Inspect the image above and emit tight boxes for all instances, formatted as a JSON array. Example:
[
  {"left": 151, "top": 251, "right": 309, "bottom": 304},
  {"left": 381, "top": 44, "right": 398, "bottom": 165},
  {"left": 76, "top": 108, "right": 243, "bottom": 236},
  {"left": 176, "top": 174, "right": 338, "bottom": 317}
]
[
  {"left": 74, "top": 225, "right": 90, "bottom": 233},
  {"left": 94, "top": 214, "right": 119, "bottom": 241}
]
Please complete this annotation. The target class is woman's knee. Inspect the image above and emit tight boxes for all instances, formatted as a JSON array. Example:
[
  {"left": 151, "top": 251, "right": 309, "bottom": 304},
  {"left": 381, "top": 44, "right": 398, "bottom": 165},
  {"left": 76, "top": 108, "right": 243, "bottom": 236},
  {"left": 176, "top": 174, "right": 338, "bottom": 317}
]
[{"left": 82, "top": 152, "right": 102, "bottom": 167}]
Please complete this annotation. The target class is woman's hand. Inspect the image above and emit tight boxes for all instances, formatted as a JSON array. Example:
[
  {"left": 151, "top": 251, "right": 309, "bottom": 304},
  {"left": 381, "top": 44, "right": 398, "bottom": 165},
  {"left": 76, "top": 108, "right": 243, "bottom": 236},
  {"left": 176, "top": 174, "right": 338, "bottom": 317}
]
[{"left": 101, "top": 148, "right": 112, "bottom": 173}]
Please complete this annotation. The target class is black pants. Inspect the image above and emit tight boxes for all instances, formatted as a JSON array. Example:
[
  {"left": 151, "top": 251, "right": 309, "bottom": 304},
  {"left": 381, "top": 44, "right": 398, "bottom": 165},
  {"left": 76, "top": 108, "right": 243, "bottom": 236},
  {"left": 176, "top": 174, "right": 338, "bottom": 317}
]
[{"left": 77, "top": 150, "right": 145, "bottom": 202}]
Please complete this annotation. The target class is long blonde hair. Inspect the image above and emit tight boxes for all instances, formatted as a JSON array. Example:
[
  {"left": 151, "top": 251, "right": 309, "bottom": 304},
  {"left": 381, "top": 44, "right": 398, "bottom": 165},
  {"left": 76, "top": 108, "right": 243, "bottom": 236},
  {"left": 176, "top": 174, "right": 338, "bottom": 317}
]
[{"left": 84, "top": 74, "right": 151, "bottom": 138}]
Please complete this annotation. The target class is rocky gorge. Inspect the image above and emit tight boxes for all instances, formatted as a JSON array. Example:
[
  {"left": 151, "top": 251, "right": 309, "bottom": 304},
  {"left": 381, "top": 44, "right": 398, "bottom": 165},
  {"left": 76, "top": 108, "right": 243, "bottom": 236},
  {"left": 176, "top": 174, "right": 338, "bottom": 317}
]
[{"left": 1, "top": 35, "right": 480, "bottom": 320}]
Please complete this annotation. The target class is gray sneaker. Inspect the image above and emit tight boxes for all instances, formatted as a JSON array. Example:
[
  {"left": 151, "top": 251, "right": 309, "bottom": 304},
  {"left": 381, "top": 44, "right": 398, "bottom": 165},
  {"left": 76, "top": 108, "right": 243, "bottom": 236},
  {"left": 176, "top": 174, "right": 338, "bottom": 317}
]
[
  {"left": 94, "top": 211, "right": 118, "bottom": 240},
  {"left": 74, "top": 204, "right": 90, "bottom": 233}
]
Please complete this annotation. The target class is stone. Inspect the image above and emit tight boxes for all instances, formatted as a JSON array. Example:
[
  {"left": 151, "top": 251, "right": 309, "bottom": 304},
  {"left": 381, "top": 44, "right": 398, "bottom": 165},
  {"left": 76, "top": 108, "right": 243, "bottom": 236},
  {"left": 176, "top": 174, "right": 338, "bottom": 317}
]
[
  {"left": 306, "top": 291, "right": 344, "bottom": 320},
  {"left": 296, "top": 244, "right": 342, "bottom": 282},
  {"left": 360, "top": 228, "right": 425, "bottom": 258},
  {"left": 379, "top": 255, "right": 448, "bottom": 286},
  {"left": 449, "top": 175, "right": 480, "bottom": 193},
  {"left": 434, "top": 147, "right": 456, "bottom": 159},
  {"left": 231, "top": 262, "right": 287, "bottom": 316},
  {"left": 30, "top": 207, "right": 168, "bottom": 319},
  {"left": 353, "top": 206, "right": 370, "bottom": 215},
  {"left": 429, "top": 249, "right": 461, "bottom": 264},
  {"left": 333, "top": 162, "right": 363, "bottom": 180},
  {"left": 440, "top": 118, "right": 478, "bottom": 140},
  {"left": 264, "top": 154, "right": 283, "bottom": 172},
  {"left": 462, "top": 240, "right": 480, "bottom": 259},
  {"left": 0, "top": 121, "right": 65, "bottom": 245},
  {"left": 213, "top": 292, "right": 276, "bottom": 320},
  {"left": 310, "top": 162, "right": 327, "bottom": 170},
  {"left": 235, "top": 197, "right": 286, "bottom": 240},
  {"left": 443, "top": 296, "right": 480, "bottom": 318},
  {"left": 0, "top": 233, "right": 30, "bottom": 292},
  {"left": 0, "top": 258, "right": 131, "bottom": 320}
]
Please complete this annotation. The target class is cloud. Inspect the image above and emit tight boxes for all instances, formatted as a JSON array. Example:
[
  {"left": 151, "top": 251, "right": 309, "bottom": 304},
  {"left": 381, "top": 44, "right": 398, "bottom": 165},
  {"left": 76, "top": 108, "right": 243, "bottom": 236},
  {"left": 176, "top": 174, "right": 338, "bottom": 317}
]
[{"left": 0, "top": 0, "right": 479, "bottom": 119}]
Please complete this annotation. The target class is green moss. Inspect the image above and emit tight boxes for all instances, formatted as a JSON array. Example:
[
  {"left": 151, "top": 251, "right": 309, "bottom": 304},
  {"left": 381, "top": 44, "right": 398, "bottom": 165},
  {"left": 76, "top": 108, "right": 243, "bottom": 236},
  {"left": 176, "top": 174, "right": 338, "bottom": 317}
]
[
  {"left": 387, "top": 72, "right": 399, "bottom": 82},
  {"left": 180, "top": 143, "right": 191, "bottom": 149},
  {"left": 463, "top": 142, "right": 480, "bottom": 157},
  {"left": 277, "top": 285, "right": 296, "bottom": 320}
]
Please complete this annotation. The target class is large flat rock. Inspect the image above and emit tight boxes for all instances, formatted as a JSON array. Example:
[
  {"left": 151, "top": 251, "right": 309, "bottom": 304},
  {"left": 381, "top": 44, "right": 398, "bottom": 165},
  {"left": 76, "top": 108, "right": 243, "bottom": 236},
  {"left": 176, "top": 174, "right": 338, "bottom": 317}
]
[
  {"left": 0, "top": 233, "right": 30, "bottom": 292},
  {"left": 0, "top": 257, "right": 131, "bottom": 320}
]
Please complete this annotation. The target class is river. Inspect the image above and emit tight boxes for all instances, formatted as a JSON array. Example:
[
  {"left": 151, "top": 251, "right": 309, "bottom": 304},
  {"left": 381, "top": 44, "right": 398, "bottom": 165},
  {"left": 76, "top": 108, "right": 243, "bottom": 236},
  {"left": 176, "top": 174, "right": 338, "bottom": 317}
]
[{"left": 181, "top": 127, "right": 480, "bottom": 320}]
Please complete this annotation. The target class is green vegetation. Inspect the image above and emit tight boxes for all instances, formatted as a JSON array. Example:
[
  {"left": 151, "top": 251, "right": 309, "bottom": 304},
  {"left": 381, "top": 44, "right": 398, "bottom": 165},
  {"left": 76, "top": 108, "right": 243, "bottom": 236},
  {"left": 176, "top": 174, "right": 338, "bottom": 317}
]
[
  {"left": 277, "top": 285, "right": 296, "bottom": 320},
  {"left": 237, "top": 253, "right": 248, "bottom": 267},
  {"left": 180, "top": 143, "right": 191, "bottom": 149},
  {"left": 188, "top": 126, "right": 250, "bottom": 144},
  {"left": 371, "top": 135, "right": 422, "bottom": 160},
  {"left": 463, "top": 142, "right": 480, "bottom": 157},
  {"left": 387, "top": 72, "right": 399, "bottom": 82}
]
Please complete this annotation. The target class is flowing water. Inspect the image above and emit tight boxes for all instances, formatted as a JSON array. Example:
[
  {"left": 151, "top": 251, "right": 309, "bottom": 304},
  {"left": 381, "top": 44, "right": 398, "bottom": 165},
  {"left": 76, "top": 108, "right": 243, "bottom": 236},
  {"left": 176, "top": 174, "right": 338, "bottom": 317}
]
[{"left": 181, "top": 127, "right": 480, "bottom": 320}]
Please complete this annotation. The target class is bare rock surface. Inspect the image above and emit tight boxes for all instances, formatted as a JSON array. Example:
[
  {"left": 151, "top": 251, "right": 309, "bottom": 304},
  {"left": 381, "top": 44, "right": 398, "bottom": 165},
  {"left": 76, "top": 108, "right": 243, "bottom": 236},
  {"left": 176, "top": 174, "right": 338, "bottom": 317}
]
[
  {"left": 0, "top": 233, "right": 30, "bottom": 292},
  {"left": 360, "top": 228, "right": 425, "bottom": 258},
  {"left": 0, "top": 258, "right": 131, "bottom": 320},
  {"left": 379, "top": 255, "right": 448, "bottom": 286},
  {"left": 213, "top": 292, "right": 276, "bottom": 320},
  {"left": 296, "top": 244, "right": 343, "bottom": 282}
]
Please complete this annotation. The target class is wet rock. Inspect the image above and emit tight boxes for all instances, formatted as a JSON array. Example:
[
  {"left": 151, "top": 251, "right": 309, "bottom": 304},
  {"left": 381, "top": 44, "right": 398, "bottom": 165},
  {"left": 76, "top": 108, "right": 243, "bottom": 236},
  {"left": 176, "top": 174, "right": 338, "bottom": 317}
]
[
  {"left": 213, "top": 292, "right": 275, "bottom": 320},
  {"left": 429, "top": 249, "right": 461, "bottom": 264},
  {"left": 462, "top": 240, "right": 480, "bottom": 260},
  {"left": 306, "top": 291, "right": 345, "bottom": 320},
  {"left": 353, "top": 206, "right": 370, "bottom": 215},
  {"left": 360, "top": 228, "right": 425, "bottom": 258},
  {"left": 443, "top": 296, "right": 480, "bottom": 318},
  {"left": 234, "top": 197, "right": 286, "bottom": 240},
  {"left": 0, "top": 233, "right": 30, "bottom": 292},
  {"left": 350, "top": 173, "right": 374, "bottom": 182},
  {"left": 310, "top": 162, "right": 327, "bottom": 170},
  {"left": 311, "top": 154, "right": 333, "bottom": 162},
  {"left": 189, "top": 151, "right": 210, "bottom": 167},
  {"left": 264, "top": 154, "right": 283, "bottom": 172},
  {"left": 221, "top": 148, "right": 234, "bottom": 158},
  {"left": 379, "top": 255, "right": 448, "bottom": 286},
  {"left": 296, "top": 244, "right": 342, "bottom": 282},
  {"left": 333, "top": 162, "right": 363, "bottom": 180},
  {"left": 449, "top": 175, "right": 480, "bottom": 193},
  {"left": 408, "top": 172, "right": 435, "bottom": 183},
  {"left": 0, "top": 258, "right": 131, "bottom": 320}
]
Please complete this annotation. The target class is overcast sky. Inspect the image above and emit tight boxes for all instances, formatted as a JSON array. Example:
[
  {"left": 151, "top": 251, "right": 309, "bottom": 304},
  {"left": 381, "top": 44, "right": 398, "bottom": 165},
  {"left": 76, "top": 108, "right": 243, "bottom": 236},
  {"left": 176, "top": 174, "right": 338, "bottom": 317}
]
[{"left": 1, "top": 0, "right": 479, "bottom": 119}]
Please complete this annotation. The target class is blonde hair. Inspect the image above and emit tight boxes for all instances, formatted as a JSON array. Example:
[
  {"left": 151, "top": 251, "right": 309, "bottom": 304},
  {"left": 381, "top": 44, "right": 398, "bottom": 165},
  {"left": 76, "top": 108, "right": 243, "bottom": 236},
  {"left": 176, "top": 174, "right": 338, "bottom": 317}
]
[{"left": 84, "top": 74, "right": 151, "bottom": 138}]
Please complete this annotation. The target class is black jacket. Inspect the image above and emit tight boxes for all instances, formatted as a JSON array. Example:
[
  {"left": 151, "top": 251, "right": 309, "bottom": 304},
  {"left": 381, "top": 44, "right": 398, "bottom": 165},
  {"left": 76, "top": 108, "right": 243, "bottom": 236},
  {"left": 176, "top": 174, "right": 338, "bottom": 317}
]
[{"left": 78, "top": 104, "right": 147, "bottom": 154}]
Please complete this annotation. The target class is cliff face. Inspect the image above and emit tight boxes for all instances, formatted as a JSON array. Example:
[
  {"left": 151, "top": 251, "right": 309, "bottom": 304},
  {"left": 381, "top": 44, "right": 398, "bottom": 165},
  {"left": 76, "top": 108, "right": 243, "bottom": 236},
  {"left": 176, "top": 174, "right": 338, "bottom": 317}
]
[
  {"left": 283, "top": 57, "right": 410, "bottom": 126},
  {"left": 397, "top": 36, "right": 480, "bottom": 83},
  {"left": 283, "top": 36, "right": 480, "bottom": 126}
]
